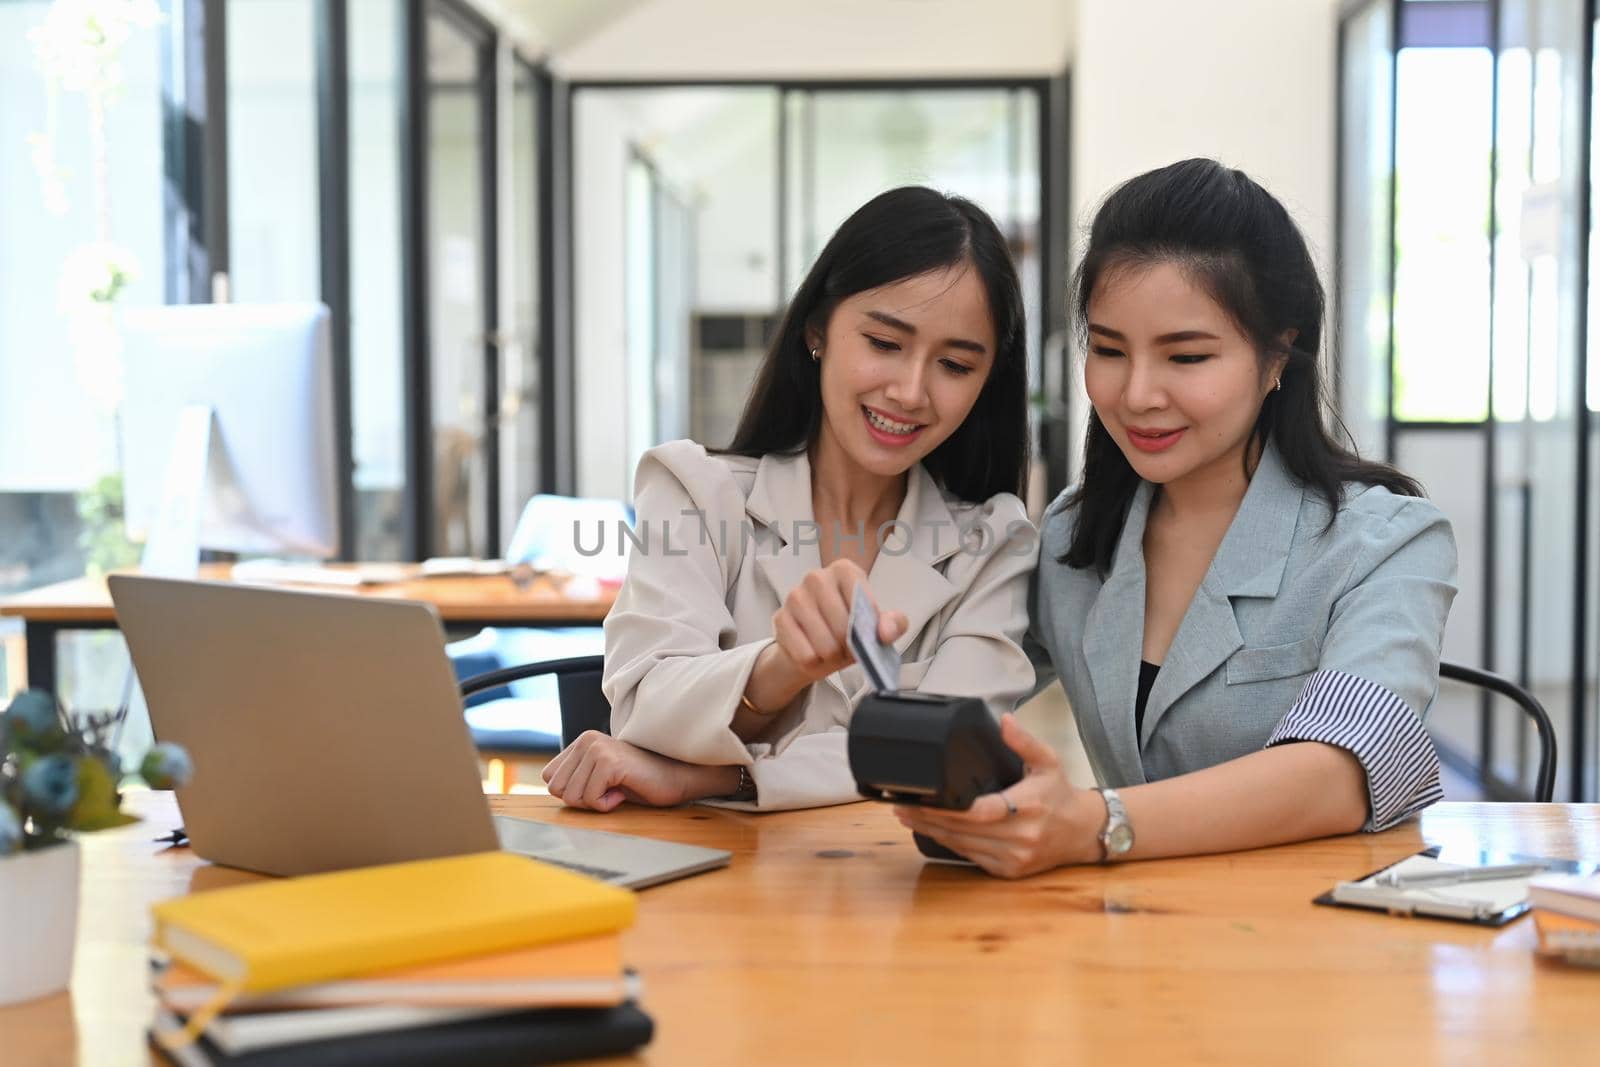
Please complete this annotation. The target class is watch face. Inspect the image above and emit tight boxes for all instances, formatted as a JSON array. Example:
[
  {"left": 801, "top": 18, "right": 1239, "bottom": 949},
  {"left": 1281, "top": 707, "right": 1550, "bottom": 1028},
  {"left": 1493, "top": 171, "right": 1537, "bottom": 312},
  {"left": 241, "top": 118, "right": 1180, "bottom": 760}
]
[{"left": 1108, "top": 824, "right": 1135, "bottom": 853}]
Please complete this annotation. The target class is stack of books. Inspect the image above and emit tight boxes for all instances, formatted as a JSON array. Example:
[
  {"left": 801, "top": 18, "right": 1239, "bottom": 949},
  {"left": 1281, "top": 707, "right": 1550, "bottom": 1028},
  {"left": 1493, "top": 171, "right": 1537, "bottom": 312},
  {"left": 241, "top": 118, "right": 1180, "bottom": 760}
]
[
  {"left": 1530, "top": 872, "right": 1600, "bottom": 969},
  {"left": 146, "top": 852, "right": 653, "bottom": 1065}
]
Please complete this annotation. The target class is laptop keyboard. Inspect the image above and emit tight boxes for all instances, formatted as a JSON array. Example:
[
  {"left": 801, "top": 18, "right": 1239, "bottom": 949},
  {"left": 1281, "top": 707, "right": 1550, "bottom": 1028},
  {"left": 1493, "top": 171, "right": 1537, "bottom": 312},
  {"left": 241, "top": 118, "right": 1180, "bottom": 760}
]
[{"left": 534, "top": 855, "right": 629, "bottom": 883}]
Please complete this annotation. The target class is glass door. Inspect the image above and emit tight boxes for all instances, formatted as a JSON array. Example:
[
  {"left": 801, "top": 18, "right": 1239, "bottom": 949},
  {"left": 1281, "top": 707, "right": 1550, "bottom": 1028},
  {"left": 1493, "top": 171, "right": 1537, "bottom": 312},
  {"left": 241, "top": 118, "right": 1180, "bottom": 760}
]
[
  {"left": 1488, "top": 0, "right": 1589, "bottom": 801},
  {"left": 422, "top": 0, "right": 498, "bottom": 558},
  {"left": 569, "top": 83, "right": 1045, "bottom": 503},
  {"left": 501, "top": 58, "right": 543, "bottom": 544},
  {"left": 1338, "top": 0, "right": 1597, "bottom": 800}
]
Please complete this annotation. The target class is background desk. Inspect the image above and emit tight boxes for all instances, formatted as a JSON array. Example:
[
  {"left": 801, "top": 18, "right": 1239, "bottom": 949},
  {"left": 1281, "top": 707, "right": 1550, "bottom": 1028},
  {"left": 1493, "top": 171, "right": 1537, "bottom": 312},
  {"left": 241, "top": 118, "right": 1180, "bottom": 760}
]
[
  {"left": 0, "top": 565, "right": 616, "bottom": 694},
  {"left": 4, "top": 793, "right": 1597, "bottom": 1066}
]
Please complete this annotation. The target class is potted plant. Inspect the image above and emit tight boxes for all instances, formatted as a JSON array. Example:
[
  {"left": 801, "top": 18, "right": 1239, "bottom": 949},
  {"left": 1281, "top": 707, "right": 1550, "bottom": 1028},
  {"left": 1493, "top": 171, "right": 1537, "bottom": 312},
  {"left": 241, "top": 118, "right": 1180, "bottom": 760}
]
[{"left": 0, "top": 689, "right": 191, "bottom": 1006}]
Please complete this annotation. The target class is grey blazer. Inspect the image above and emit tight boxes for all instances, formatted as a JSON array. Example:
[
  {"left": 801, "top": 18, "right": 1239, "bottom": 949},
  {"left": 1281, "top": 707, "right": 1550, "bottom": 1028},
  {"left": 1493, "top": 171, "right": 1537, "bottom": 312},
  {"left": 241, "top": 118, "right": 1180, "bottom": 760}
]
[{"left": 1029, "top": 442, "right": 1458, "bottom": 831}]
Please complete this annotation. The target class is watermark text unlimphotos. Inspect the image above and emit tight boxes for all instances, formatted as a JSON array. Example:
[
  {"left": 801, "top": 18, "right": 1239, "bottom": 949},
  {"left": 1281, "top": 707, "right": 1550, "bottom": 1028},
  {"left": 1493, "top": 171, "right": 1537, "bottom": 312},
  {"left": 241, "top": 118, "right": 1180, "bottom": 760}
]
[{"left": 569, "top": 511, "right": 1040, "bottom": 559}]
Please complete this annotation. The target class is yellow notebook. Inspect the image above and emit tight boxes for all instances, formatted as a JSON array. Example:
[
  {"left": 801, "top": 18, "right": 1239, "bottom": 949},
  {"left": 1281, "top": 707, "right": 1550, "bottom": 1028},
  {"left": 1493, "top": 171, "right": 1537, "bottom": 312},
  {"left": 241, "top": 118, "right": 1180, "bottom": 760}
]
[
  {"left": 149, "top": 851, "right": 635, "bottom": 1046},
  {"left": 155, "top": 934, "right": 627, "bottom": 1011}
]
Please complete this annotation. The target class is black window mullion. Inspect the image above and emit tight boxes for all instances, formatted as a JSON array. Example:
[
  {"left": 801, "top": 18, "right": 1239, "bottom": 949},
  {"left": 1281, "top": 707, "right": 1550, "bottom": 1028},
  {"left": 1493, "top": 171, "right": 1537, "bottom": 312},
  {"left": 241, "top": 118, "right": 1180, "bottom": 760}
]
[
  {"left": 1571, "top": 1, "right": 1598, "bottom": 802},
  {"left": 534, "top": 63, "right": 560, "bottom": 497},
  {"left": 556, "top": 79, "right": 577, "bottom": 495},
  {"left": 1042, "top": 70, "right": 1071, "bottom": 498},
  {"left": 315, "top": 0, "right": 355, "bottom": 561},
  {"left": 200, "top": 0, "right": 229, "bottom": 298},
  {"left": 480, "top": 31, "right": 501, "bottom": 556},
  {"left": 160, "top": 0, "right": 229, "bottom": 304},
  {"left": 1383, "top": 0, "right": 1401, "bottom": 464},
  {"left": 400, "top": 0, "right": 432, "bottom": 560},
  {"left": 1475, "top": 0, "right": 1502, "bottom": 786}
]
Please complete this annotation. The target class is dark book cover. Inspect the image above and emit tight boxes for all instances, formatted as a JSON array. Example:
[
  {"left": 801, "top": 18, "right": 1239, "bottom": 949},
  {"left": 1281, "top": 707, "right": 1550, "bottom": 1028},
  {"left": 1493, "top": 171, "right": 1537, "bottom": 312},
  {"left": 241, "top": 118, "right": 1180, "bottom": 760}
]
[{"left": 152, "top": 1002, "right": 653, "bottom": 1066}]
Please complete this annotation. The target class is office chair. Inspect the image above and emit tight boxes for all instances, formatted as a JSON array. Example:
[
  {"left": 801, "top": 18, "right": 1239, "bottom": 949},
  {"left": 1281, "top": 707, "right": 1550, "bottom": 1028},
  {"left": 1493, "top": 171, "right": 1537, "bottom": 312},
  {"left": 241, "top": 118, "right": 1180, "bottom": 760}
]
[
  {"left": 445, "top": 492, "right": 628, "bottom": 786},
  {"left": 459, "top": 653, "right": 610, "bottom": 750},
  {"left": 1437, "top": 661, "right": 1557, "bottom": 803}
]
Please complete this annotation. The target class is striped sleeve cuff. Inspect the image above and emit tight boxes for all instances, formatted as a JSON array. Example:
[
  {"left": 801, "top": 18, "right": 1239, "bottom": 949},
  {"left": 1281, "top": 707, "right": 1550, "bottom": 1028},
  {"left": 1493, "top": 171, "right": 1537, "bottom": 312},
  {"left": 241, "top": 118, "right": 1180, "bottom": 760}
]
[{"left": 1265, "top": 669, "right": 1443, "bottom": 832}]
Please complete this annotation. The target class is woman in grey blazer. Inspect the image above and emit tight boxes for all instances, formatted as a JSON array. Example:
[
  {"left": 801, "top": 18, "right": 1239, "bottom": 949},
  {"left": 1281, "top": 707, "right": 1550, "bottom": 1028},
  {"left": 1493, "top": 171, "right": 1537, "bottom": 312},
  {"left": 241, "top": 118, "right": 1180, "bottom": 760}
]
[
  {"left": 543, "top": 187, "right": 1039, "bottom": 811},
  {"left": 901, "top": 159, "right": 1457, "bottom": 877}
]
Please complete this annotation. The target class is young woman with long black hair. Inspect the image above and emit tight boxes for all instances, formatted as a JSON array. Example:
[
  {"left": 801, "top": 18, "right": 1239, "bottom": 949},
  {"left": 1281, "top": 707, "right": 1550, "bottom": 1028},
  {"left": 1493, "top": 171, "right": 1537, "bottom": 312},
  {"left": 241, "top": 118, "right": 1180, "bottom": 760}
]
[
  {"left": 900, "top": 159, "right": 1456, "bottom": 876},
  {"left": 543, "top": 186, "right": 1038, "bottom": 812}
]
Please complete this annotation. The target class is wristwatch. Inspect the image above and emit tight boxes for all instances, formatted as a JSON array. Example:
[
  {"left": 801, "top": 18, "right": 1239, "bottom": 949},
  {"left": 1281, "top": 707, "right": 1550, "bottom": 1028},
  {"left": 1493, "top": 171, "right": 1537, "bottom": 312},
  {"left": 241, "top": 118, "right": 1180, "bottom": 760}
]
[
  {"left": 1094, "top": 787, "right": 1134, "bottom": 862},
  {"left": 730, "top": 764, "right": 758, "bottom": 802}
]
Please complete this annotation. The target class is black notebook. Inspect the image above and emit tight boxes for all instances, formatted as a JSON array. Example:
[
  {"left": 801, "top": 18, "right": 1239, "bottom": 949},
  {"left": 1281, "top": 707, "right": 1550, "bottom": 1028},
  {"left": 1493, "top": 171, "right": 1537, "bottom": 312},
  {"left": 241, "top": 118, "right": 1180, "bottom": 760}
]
[{"left": 151, "top": 1002, "right": 654, "bottom": 1067}]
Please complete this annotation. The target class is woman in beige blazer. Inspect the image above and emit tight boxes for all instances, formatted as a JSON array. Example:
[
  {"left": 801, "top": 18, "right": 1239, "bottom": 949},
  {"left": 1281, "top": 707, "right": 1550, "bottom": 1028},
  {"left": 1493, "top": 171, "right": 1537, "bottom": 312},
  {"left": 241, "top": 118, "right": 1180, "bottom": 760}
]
[{"left": 542, "top": 187, "right": 1039, "bottom": 811}]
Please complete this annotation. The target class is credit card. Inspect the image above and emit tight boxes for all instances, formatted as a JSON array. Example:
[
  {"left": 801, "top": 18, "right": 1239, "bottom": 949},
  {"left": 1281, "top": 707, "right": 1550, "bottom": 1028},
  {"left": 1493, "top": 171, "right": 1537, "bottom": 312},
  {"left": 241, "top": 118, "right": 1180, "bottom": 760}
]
[{"left": 848, "top": 583, "right": 901, "bottom": 692}]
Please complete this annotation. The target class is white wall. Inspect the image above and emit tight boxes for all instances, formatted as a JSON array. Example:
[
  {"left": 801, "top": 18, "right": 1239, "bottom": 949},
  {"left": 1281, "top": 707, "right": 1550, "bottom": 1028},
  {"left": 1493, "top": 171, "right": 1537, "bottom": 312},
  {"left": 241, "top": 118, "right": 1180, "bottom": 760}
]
[
  {"left": 573, "top": 93, "right": 635, "bottom": 499},
  {"left": 464, "top": 0, "right": 548, "bottom": 54},
  {"left": 1067, "top": 0, "right": 1340, "bottom": 476},
  {"left": 552, "top": 0, "right": 1073, "bottom": 80}
]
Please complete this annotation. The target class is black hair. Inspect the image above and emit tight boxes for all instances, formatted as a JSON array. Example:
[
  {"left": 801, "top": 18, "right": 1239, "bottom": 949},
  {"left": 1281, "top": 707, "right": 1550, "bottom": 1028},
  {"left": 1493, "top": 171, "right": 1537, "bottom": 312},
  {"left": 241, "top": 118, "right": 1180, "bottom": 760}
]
[
  {"left": 720, "top": 186, "right": 1029, "bottom": 501},
  {"left": 1064, "top": 158, "right": 1421, "bottom": 572}
]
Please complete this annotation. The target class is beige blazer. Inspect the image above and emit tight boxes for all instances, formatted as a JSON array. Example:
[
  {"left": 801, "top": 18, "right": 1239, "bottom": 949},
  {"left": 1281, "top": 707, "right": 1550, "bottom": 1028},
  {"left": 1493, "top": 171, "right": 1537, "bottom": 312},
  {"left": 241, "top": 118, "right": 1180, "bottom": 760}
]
[{"left": 602, "top": 439, "right": 1038, "bottom": 811}]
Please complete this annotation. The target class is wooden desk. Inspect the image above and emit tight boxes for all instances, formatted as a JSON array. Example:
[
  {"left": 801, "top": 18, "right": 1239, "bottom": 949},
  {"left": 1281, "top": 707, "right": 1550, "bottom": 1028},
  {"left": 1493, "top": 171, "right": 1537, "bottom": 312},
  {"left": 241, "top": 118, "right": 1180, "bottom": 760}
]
[
  {"left": 3, "top": 793, "right": 1597, "bottom": 1066},
  {"left": 0, "top": 565, "right": 615, "bottom": 694}
]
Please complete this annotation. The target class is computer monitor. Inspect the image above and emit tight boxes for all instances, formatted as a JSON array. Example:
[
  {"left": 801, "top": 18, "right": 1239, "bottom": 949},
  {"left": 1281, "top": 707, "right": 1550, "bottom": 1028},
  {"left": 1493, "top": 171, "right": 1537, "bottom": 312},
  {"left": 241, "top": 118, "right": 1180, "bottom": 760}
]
[{"left": 120, "top": 303, "right": 339, "bottom": 559}]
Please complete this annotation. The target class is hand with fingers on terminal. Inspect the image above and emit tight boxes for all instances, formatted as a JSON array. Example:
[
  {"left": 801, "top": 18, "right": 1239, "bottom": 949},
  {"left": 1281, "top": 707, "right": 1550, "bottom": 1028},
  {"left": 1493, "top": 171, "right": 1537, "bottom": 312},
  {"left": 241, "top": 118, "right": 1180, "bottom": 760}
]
[
  {"left": 893, "top": 713, "right": 1108, "bottom": 879},
  {"left": 544, "top": 560, "right": 909, "bottom": 812},
  {"left": 749, "top": 558, "right": 909, "bottom": 710}
]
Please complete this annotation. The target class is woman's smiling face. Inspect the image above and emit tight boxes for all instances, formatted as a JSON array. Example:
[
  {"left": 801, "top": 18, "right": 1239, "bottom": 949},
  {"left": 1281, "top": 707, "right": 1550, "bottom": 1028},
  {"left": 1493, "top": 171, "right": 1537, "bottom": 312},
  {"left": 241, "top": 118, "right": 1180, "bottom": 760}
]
[
  {"left": 811, "top": 264, "right": 996, "bottom": 480},
  {"left": 1083, "top": 260, "right": 1283, "bottom": 488}
]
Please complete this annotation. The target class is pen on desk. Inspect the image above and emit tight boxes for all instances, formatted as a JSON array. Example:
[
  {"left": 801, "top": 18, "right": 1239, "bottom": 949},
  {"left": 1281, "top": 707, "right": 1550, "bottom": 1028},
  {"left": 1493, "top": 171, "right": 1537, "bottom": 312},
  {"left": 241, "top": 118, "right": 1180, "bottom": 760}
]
[{"left": 1376, "top": 862, "right": 1547, "bottom": 888}]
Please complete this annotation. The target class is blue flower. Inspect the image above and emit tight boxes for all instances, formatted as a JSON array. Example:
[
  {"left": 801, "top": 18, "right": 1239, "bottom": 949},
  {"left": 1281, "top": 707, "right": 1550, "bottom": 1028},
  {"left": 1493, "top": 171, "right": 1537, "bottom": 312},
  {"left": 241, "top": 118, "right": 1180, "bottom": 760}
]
[
  {"left": 22, "top": 754, "right": 79, "bottom": 815},
  {"left": 0, "top": 801, "right": 20, "bottom": 856},
  {"left": 140, "top": 743, "right": 194, "bottom": 790},
  {"left": 5, "top": 690, "right": 62, "bottom": 742}
]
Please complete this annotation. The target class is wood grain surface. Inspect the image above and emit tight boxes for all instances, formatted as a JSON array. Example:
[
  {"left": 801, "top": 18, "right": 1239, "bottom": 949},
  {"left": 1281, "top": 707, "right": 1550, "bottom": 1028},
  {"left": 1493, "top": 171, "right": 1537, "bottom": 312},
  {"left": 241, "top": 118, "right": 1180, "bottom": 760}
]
[
  {"left": 0, "top": 566, "right": 613, "bottom": 624},
  {"left": 2, "top": 792, "right": 1595, "bottom": 1066}
]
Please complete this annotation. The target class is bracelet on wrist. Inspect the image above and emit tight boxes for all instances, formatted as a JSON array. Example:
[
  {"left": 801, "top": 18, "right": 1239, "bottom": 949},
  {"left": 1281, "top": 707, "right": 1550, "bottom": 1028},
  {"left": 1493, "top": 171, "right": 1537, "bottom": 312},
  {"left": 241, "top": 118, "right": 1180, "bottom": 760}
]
[{"left": 738, "top": 692, "right": 778, "bottom": 717}]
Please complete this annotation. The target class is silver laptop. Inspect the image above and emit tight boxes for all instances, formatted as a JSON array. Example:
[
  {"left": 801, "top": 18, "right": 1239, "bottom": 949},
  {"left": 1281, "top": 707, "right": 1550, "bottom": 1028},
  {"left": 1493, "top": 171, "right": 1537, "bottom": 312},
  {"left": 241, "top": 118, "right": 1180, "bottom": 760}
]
[{"left": 108, "top": 575, "right": 730, "bottom": 889}]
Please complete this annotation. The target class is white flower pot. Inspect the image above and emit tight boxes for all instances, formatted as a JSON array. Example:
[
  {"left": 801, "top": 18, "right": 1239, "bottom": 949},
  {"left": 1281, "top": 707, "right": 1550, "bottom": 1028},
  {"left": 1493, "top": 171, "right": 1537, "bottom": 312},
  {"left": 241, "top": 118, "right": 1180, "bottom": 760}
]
[{"left": 0, "top": 840, "right": 80, "bottom": 1006}]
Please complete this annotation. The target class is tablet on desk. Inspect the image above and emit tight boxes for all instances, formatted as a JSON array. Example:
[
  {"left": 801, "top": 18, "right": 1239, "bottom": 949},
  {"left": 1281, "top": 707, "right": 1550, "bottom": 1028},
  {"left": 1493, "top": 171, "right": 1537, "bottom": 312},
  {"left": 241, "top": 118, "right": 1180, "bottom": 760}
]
[{"left": 1317, "top": 845, "right": 1600, "bottom": 926}]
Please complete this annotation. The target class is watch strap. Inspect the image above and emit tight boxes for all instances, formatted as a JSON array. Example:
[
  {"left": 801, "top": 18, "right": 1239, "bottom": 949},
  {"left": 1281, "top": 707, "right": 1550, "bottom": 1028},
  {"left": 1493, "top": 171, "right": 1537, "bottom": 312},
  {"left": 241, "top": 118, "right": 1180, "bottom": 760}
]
[
  {"left": 730, "top": 764, "right": 758, "bottom": 802},
  {"left": 1094, "top": 786, "right": 1132, "bottom": 862}
]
